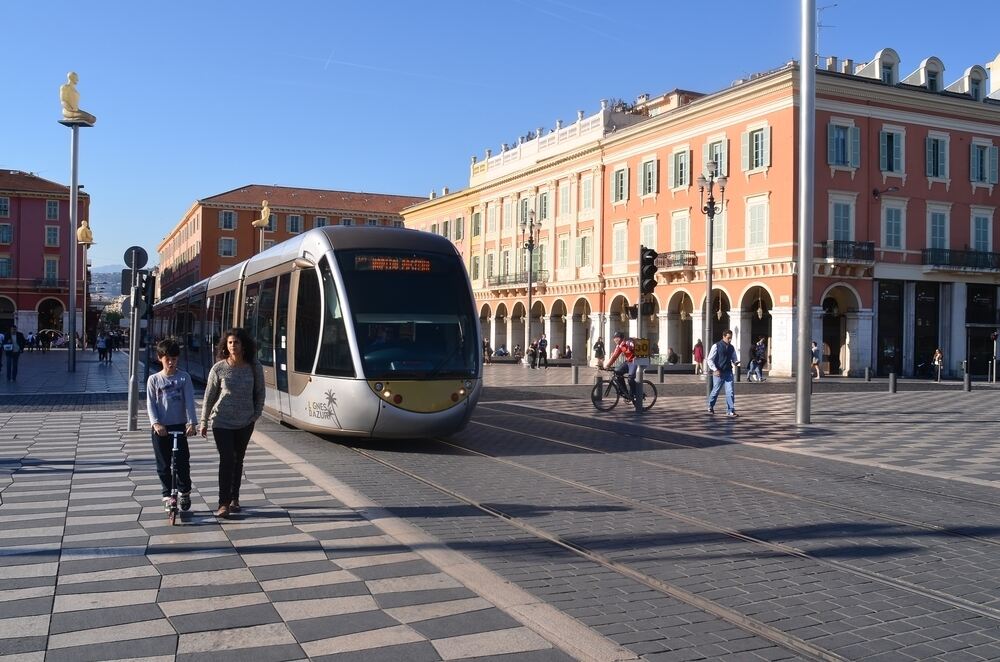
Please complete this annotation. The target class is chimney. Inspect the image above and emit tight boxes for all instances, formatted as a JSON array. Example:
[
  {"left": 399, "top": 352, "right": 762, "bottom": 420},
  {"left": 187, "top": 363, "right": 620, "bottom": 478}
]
[
  {"left": 485, "top": 148, "right": 492, "bottom": 158},
  {"left": 577, "top": 110, "right": 584, "bottom": 121},
  {"left": 441, "top": 186, "right": 449, "bottom": 196},
  {"left": 556, "top": 119, "right": 563, "bottom": 130},
  {"left": 471, "top": 155, "right": 477, "bottom": 164},
  {"left": 841, "top": 59, "right": 854, "bottom": 75},
  {"left": 430, "top": 191, "right": 437, "bottom": 199},
  {"left": 826, "top": 56, "right": 838, "bottom": 71}
]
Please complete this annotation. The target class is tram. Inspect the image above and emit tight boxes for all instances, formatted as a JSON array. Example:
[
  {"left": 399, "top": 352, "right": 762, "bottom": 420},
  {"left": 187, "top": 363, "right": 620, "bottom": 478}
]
[{"left": 152, "top": 226, "right": 481, "bottom": 437}]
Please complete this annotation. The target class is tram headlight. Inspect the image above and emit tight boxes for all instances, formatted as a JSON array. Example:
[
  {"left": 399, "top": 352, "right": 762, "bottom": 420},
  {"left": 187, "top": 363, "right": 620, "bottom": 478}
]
[
  {"left": 464, "top": 380, "right": 473, "bottom": 389},
  {"left": 382, "top": 390, "right": 391, "bottom": 398},
  {"left": 374, "top": 382, "right": 384, "bottom": 392}
]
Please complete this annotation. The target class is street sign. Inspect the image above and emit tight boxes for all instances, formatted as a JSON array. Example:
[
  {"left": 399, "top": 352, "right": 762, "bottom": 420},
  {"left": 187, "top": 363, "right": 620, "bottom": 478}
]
[
  {"left": 634, "top": 338, "right": 650, "bottom": 358},
  {"left": 123, "top": 245, "right": 148, "bottom": 270}
]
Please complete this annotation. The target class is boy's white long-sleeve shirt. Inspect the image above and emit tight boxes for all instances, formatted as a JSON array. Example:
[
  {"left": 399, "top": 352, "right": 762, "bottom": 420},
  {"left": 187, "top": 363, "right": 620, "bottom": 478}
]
[{"left": 146, "top": 370, "right": 198, "bottom": 427}]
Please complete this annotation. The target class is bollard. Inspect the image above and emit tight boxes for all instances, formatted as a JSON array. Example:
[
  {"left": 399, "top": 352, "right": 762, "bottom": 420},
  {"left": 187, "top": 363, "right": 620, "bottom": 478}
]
[
  {"left": 637, "top": 366, "right": 645, "bottom": 384},
  {"left": 735, "top": 365, "right": 741, "bottom": 382},
  {"left": 888, "top": 372, "right": 897, "bottom": 393},
  {"left": 572, "top": 365, "right": 579, "bottom": 385},
  {"left": 864, "top": 366, "right": 871, "bottom": 382},
  {"left": 594, "top": 375, "right": 603, "bottom": 400},
  {"left": 964, "top": 372, "right": 972, "bottom": 392},
  {"left": 658, "top": 364, "right": 665, "bottom": 383}
]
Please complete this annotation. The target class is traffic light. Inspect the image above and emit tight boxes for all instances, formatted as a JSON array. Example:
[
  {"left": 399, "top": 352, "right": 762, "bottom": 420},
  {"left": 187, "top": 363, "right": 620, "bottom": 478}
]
[
  {"left": 136, "top": 270, "right": 156, "bottom": 315},
  {"left": 639, "top": 245, "right": 658, "bottom": 295}
]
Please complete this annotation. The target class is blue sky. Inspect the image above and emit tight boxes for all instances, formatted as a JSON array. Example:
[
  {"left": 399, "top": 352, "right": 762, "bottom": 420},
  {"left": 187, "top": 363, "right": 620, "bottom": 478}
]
[{"left": 4, "top": 0, "right": 998, "bottom": 269}]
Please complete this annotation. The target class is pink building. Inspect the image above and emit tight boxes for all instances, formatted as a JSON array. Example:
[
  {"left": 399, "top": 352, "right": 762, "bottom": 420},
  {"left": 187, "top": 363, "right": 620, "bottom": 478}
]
[{"left": 0, "top": 171, "right": 89, "bottom": 336}]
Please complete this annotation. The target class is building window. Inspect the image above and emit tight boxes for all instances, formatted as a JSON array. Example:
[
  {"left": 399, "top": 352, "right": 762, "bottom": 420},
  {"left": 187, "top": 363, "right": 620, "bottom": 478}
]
[
  {"left": 970, "top": 142, "right": 999, "bottom": 184},
  {"left": 367, "top": 218, "right": 378, "bottom": 227},
  {"left": 538, "top": 192, "right": 549, "bottom": 220},
  {"left": 472, "top": 212, "right": 481, "bottom": 237},
  {"left": 742, "top": 126, "right": 771, "bottom": 171},
  {"left": 0, "top": 224, "right": 11, "bottom": 245},
  {"left": 881, "top": 64, "right": 895, "bottom": 84},
  {"left": 219, "top": 210, "right": 236, "bottom": 230},
  {"left": 315, "top": 216, "right": 328, "bottom": 228},
  {"left": 927, "top": 70, "right": 938, "bottom": 91},
  {"left": 582, "top": 176, "right": 593, "bottom": 210},
  {"left": 973, "top": 212, "right": 991, "bottom": 252},
  {"left": 442, "top": 220, "right": 450, "bottom": 238},
  {"left": 287, "top": 215, "right": 303, "bottom": 233},
  {"left": 612, "top": 223, "right": 627, "bottom": 264},
  {"left": 471, "top": 255, "right": 480, "bottom": 280},
  {"left": 219, "top": 237, "right": 237, "bottom": 257},
  {"left": 501, "top": 249, "right": 510, "bottom": 275},
  {"left": 746, "top": 197, "right": 768, "bottom": 259},
  {"left": 971, "top": 78, "right": 982, "bottom": 101},
  {"left": 883, "top": 204, "right": 904, "bottom": 249},
  {"left": 0, "top": 198, "right": 8, "bottom": 217},
  {"left": 926, "top": 134, "right": 949, "bottom": 179},
  {"left": 640, "top": 216, "right": 656, "bottom": 250},
  {"left": 262, "top": 240, "right": 275, "bottom": 250},
  {"left": 671, "top": 211, "right": 690, "bottom": 251},
  {"left": 832, "top": 201, "right": 853, "bottom": 241},
  {"left": 704, "top": 138, "right": 729, "bottom": 177},
  {"left": 502, "top": 201, "right": 512, "bottom": 230},
  {"left": 0, "top": 257, "right": 10, "bottom": 278},
  {"left": 486, "top": 253, "right": 495, "bottom": 278},
  {"left": 641, "top": 158, "right": 658, "bottom": 196},
  {"left": 487, "top": 205, "right": 497, "bottom": 233},
  {"left": 454, "top": 217, "right": 464, "bottom": 240},
  {"left": 612, "top": 168, "right": 628, "bottom": 203},
  {"left": 670, "top": 151, "right": 689, "bottom": 189},
  {"left": 265, "top": 214, "right": 276, "bottom": 232},
  {"left": 559, "top": 183, "right": 570, "bottom": 215},
  {"left": 712, "top": 210, "right": 726, "bottom": 262},
  {"left": 430, "top": 223, "right": 438, "bottom": 235},
  {"left": 519, "top": 198, "right": 529, "bottom": 224},
  {"left": 533, "top": 243, "right": 545, "bottom": 272},
  {"left": 928, "top": 209, "right": 948, "bottom": 249},
  {"left": 46, "top": 200, "right": 59, "bottom": 221},
  {"left": 341, "top": 218, "right": 353, "bottom": 226},
  {"left": 45, "top": 257, "right": 58, "bottom": 281},
  {"left": 558, "top": 235, "right": 569, "bottom": 268},
  {"left": 879, "top": 128, "right": 904, "bottom": 173},
  {"left": 576, "top": 234, "right": 592, "bottom": 267},
  {"left": 392, "top": 220, "right": 403, "bottom": 228},
  {"left": 45, "top": 226, "right": 59, "bottom": 247},
  {"left": 827, "top": 122, "right": 860, "bottom": 168}
]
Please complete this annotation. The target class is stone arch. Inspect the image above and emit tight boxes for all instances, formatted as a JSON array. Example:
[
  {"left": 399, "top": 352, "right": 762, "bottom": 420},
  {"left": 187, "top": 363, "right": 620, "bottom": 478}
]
[
  {"left": 608, "top": 294, "right": 631, "bottom": 338},
  {"left": 37, "top": 298, "right": 64, "bottom": 334},
  {"left": 820, "top": 283, "right": 863, "bottom": 376},
  {"left": 666, "top": 289, "right": 696, "bottom": 361},
  {"left": 0, "top": 297, "right": 14, "bottom": 335},
  {"left": 701, "top": 286, "right": 734, "bottom": 344}
]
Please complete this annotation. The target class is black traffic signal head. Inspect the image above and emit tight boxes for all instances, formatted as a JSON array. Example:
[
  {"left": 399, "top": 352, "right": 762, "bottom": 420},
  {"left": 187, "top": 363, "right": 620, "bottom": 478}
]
[
  {"left": 639, "top": 246, "right": 658, "bottom": 295},
  {"left": 992, "top": 330, "right": 998, "bottom": 342}
]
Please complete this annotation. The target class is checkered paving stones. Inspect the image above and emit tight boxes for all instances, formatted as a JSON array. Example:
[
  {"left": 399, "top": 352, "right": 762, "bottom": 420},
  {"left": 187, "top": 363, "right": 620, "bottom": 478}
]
[{"left": 0, "top": 410, "right": 590, "bottom": 660}]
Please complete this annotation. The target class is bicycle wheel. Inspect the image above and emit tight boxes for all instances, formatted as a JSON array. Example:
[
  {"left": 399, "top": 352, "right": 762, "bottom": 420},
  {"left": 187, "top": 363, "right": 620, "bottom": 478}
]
[
  {"left": 640, "top": 380, "right": 658, "bottom": 410},
  {"left": 591, "top": 379, "right": 619, "bottom": 411}
]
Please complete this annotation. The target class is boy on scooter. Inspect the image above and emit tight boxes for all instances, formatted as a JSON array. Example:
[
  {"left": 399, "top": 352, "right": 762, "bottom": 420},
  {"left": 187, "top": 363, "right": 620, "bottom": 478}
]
[{"left": 146, "top": 338, "right": 198, "bottom": 512}]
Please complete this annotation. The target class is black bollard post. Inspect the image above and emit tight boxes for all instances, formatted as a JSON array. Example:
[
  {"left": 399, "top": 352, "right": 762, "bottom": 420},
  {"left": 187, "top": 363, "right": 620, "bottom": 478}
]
[
  {"left": 658, "top": 364, "right": 665, "bottom": 383},
  {"left": 889, "top": 372, "right": 897, "bottom": 393},
  {"left": 735, "top": 365, "right": 741, "bottom": 382},
  {"left": 594, "top": 375, "right": 603, "bottom": 400},
  {"left": 572, "top": 365, "right": 579, "bottom": 385},
  {"left": 864, "top": 366, "right": 871, "bottom": 382},
  {"left": 964, "top": 372, "right": 972, "bottom": 392}
]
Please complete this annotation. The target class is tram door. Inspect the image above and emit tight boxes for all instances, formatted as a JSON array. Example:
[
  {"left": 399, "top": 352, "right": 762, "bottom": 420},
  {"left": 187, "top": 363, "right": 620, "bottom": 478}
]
[{"left": 275, "top": 274, "right": 291, "bottom": 416}]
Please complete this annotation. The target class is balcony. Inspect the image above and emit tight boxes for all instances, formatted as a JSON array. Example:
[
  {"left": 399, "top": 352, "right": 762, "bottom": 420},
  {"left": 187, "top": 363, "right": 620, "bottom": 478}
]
[
  {"left": 922, "top": 248, "right": 1000, "bottom": 272},
  {"left": 655, "top": 250, "right": 697, "bottom": 270},
  {"left": 486, "top": 270, "right": 549, "bottom": 288},
  {"left": 35, "top": 277, "right": 68, "bottom": 289},
  {"left": 823, "top": 240, "right": 874, "bottom": 262}
]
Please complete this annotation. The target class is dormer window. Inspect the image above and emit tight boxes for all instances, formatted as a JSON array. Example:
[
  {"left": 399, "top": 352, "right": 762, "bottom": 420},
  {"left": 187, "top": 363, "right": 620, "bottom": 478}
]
[
  {"left": 927, "top": 71, "right": 939, "bottom": 91},
  {"left": 881, "top": 64, "right": 894, "bottom": 85},
  {"left": 971, "top": 79, "right": 982, "bottom": 101}
]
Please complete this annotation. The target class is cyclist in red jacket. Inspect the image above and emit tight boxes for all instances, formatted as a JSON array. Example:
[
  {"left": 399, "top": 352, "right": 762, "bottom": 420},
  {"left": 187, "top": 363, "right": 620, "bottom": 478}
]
[{"left": 604, "top": 330, "right": 640, "bottom": 411}]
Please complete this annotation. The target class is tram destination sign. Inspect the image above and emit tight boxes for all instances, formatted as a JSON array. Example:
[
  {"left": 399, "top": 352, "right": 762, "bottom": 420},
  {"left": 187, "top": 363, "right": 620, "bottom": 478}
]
[{"left": 355, "top": 255, "right": 432, "bottom": 273}]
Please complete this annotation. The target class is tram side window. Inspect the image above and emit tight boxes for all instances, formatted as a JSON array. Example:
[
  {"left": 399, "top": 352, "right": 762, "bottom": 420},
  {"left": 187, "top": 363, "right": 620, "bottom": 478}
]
[
  {"left": 248, "top": 278, "right": 276, "bottom": 366},
  {"left": 243, "top": 282, "right": 259, "bottom": 357},
  {"left": 316, "top": 257, "right": 354, "bottom": 377},
  {"left": 294, "top": 268, "right": 320, "bottom": 373}
]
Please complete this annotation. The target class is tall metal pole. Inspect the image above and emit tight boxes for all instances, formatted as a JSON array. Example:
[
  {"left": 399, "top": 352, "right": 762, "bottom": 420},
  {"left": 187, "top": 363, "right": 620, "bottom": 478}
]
[
  {"left": 526, "top": 239, "right": 534, "bottom": 361},
  {"left": 796, "top": 0, "right": 817, "bottom": 424},
  {"left": 704, "top": 203, "right": 714, "bottom": 396},
  {"left": 81, "top": 243, "right": 88, "bottom": 350},
  {"left": 68, "top": 127, "right": 79, "bottom": 372}
]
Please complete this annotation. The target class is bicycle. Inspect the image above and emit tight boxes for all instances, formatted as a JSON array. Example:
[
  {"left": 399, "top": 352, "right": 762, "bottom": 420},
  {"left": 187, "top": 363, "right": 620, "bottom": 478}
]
[
  {"left": 166, "top": 431, "right": 184, "bottom": 526},
  {"left": 591, "top": 367, "right": 657, "bottom": 411}
]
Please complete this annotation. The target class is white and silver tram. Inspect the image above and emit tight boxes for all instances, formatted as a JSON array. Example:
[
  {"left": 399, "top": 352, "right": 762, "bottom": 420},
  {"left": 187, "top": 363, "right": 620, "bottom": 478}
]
[{"left": 152, "top": 227, "right": 482, "bottom": 438}]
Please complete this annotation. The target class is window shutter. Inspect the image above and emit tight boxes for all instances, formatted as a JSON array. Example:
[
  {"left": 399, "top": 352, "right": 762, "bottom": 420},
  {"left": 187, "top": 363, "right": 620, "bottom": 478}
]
[
  {"left": 892, "top": 133, "right": 902, "bottom": 171},
  {"left": 741, "top": 131, "right": 750, "bottom": 171},
  {"left": 218, "top": 210, "right": 225, "bottom": 229},
  {"left": 926, "top": 137, "right": 934, "bottom": 177},
  {"left": 827, "top": 124, "right": 836, "bottom": 165},
  {"left": 763, "top": 127, "right": 771, "bottom": 167},
  {"left": 682, "top": 151, "right": 690, "bottom": 186},
  {"left": 991, "top": 146, "right": 999, "bottom": 184},
  {"left": 720, "top": 138, "right": 729, "bottom": 176},
  {"left": 850, "top": 127, "right": 861, "bottom": 168},
  {"left": 938, "top": 140, "right": 947, "bottom": 177},
  {"left": 971, "top": 145, "right": 979, "bottom": 182},
  {"left": 667, "top": 156, "right": 675, "bottom": 188},
  {"left": 703, "top": 143, "right": 710, "bottom": 176},
  {"left": 575, "top": 238, "right": 582, "bottom": 265},
  {"left": 879, "top": 131, "right": 888, "bottom": 171}
]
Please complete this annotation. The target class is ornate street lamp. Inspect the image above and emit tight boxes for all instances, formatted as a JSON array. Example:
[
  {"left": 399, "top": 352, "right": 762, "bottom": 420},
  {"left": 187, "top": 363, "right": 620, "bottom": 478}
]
[
  {"left": 520, "top": 209, "right": 540, "bottom": 360},
  {"left": 697, "top": 161, "right": 727, "bottom": 394}
]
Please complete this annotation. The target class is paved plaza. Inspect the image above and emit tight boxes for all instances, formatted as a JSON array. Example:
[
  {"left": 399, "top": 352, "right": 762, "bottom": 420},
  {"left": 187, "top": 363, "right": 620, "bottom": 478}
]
[{"left": 1, "top": 351, "right": 1000, "bottom": 660}]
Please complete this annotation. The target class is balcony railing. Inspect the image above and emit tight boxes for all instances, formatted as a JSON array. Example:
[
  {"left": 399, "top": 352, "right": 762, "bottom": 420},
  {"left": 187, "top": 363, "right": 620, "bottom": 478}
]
[
  {"left": 486, "top": 270, "right": 550, "bottom": 287},
  {"left": 922, "top": 248, "right": 1000, "bottom": 270},
  {"left": 654, "top": 250, "right": 697, "bottom": 270},
  {"left": 824, "top": 240, "right": 874, "bottom": 261},
  {"left": 35, "top": 277, "right": 68, "bottom": 288}
]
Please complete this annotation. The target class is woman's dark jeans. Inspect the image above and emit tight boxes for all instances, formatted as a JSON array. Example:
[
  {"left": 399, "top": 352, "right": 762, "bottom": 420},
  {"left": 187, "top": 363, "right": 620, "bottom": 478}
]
[{"left": 213, "top": 423, "right": 254, "bottom": 506}]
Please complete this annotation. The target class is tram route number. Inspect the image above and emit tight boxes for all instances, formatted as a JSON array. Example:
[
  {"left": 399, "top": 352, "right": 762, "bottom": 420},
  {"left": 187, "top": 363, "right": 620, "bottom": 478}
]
[{"left": 356, "top": 255, "right": 432, "bottom": 272}]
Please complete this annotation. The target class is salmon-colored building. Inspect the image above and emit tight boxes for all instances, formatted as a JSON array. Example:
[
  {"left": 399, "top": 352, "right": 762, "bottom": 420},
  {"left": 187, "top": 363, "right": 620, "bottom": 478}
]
[
  {"left": 157, "top": 184, "right": 424, "bottom": 298},
  {"left": 0, "top": 170, "right": 90, "bottom": 336},
  {"left": 403, "top": 48, "right": 1000, "bottom": 377}
]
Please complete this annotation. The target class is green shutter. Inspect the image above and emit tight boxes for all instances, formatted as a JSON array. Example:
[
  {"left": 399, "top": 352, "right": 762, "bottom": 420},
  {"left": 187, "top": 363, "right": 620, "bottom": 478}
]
[
  {"left": 850, "top": 127, "right": 861, "bottom": 168},
  {"left": 879, "top": 131, "right": 888, "bottom": 171},
  {"left": 991, "top": 146, "right": 999, "bottom": 184},
  {"left": 971, "top": 145, "right": 980, "bottom": 182},
  {"left": 763, "top": 127, "right": 771, "bottom": 167},
  {"left": 741, "top": 131, "right": 749, "bottom": 171},
  {"left": 892, "top": 133, "right": 902, "bottom": 172},
  {"left": 938, "top": 139, "right": 947, "bottom": 178},
  {"left": 926, "top": 137, "right": 934, "bottom": 177},
  {"left": 827, "top": 124, "right": 836, "bottom": 165}
]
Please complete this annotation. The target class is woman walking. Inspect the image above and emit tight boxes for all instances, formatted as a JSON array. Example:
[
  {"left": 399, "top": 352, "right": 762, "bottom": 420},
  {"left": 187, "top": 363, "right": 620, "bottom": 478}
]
[{"left": 200, "top": 328, "right": 265, "bottom": 518}]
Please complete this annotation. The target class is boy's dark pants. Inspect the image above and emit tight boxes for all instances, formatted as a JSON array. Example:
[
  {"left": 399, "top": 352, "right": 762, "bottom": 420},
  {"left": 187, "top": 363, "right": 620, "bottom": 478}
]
[{"left": 151, "top": 424, "right": 191, "bottom": 497}]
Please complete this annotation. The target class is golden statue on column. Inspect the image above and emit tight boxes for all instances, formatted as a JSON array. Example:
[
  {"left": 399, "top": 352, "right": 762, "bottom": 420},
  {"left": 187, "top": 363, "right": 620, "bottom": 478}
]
[
  {"left": 252, "top": 200, "right": 270, "bottom": 229},
  {"left": 59, "top": 72, "right": 97, "bottom": 126},
  {"left": 77, "top": 219, "right": 94, "bottom": 245}
]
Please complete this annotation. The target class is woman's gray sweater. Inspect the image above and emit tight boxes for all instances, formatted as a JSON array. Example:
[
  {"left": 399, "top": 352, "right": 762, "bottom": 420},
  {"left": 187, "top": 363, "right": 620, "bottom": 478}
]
[{"left": 200, "top": 360, "right": 265, "bottom": 430}]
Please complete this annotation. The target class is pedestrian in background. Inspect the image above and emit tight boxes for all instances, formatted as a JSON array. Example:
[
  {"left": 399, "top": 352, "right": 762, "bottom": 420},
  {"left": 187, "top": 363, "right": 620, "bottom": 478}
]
[
  {"left": 146, "top": 338, "right": 197, "bottom": 513},
  {"left": 593, "top": 337, "right": 605, "bottom": 368},
  {"left": 933, "top": 347, "right": 944, "bottom": 382},
  {"left": 811, "top": 341, "right": 822, "bottom": 379},
  {"left": 537, "top": 333, "right": 549, "bottom": 369},
  {"left": 707, "top": 330, "right": 740, "bottom": 417},
  {"left": 4, "top": 326, "right": 27, "bottom": 382},
  {"left": 200, "top": 327, "right": 265, "bottom": 519},
  {"left": 693, "top": 339, "right": 705, "bottom": 375}
]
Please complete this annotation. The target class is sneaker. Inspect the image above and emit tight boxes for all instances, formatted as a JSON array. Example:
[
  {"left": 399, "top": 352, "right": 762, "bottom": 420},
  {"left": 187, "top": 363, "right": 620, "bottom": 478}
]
[
  {"left": 162, "top": 497, "right": 173, "bottom": 512},
  {"left": 707, "top": 408, "right": 715, "bottom": 415},
  {"left": 727, "top": 411, "right": 740, "bottom": 417},
  {"left": 179, "top": 493, "right": 191, "bottom": 511},
  {"left": 229, "top": 500, "right": 241, "bottom": 513}
]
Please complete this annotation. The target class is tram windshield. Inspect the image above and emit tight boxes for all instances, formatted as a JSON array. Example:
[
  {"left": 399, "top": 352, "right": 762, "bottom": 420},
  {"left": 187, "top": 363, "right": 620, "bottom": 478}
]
[{"left": 336, "top": 249, "right": 478, "bottom": 379}]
